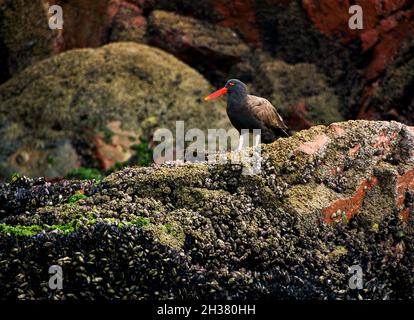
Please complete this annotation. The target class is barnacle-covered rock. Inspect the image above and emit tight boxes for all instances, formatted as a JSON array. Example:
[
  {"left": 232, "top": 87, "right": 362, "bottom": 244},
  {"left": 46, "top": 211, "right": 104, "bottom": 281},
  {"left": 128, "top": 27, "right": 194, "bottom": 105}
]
[{"left": 0, "top": 120, "right": 414, "bottom": 299}]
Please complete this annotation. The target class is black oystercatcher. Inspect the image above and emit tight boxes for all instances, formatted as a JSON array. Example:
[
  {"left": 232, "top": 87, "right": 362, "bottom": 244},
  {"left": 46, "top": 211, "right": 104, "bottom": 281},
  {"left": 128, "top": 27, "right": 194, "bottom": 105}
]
[{"left": 205, "top": 79, "right": 289, "bottom": 149}]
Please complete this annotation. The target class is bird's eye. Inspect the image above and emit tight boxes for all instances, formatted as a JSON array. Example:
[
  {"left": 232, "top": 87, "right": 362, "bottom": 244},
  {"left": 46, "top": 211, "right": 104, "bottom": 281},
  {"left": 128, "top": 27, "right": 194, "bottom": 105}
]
[{"left": 229, "top": 82, "right": 235, "bottom": 86}]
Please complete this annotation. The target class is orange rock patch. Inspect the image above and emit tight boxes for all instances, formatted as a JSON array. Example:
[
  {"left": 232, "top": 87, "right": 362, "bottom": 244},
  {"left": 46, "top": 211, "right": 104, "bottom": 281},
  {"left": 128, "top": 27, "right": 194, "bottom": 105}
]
[
  {"left": 322, "top": 177, "right": 379, "bottom": 223},
  {"left": 94, "top": 121, "right": 139, "bottom": 170},
  {"left": 295, "top": 134, "right": 330, "bottom": 156}
]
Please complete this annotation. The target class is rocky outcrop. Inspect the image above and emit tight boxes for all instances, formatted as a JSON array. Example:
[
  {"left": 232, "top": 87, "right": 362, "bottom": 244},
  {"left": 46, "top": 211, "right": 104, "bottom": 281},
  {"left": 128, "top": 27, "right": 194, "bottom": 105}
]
[
  {"left": 302, "top": 0, "right": 414, "bottom": 80},
  {"left": 300, "top": 0, "right": 414, "bottom": 125},
  {"left": 247, "top": 57, "right": 344, "bottom": 130},
  {"left": 147, "top": 10, "right": 250, "bottom": 85},
  {"left": 360, "top": 40, "right": 414, "bottom": 123},
  {"left": 108, "top": 1, "right": 147, "bottom": 44},
  {"left": 0, "top": 42, "right": 229, "bottom": 179},
  {"left": 0, "top": 0, "right": 56, "bottom": 83},
  {"left": 2, "top": 1, "right": 412, "bottom": 130},
  {"left": 142, "top": 0, "right": 414, "bottom": 125},
  {"left": 0, "top": 120, "right": 413, "bottom": 299},
  {"left": 47, "top": 0, "right": 112, "bottom": 52}
]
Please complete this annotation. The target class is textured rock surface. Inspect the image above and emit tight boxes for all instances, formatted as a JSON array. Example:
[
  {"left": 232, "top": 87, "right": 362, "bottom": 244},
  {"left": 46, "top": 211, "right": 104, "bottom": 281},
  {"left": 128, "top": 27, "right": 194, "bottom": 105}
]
[
  {"left": 0, "top": 120, "right": 413, "bottom": 299},
  {"left": 107, "top": 0, "right": 147, "bottom": 44},
  {"left": 147, "top": 10, "right": 249, "bottom": 85},
  {"left": 3, "top": 1, "right": 412, "bottom": 128},
  {"left": 250, "top": 57, "right": 343, "bottom": 131},
  {"left": 361, "top": 40, "right": 414, "bottom": 123},
  {"left": 0, "top": 0, "right": 56, "bottom": 83},
  {"left": 47, "top": 0, "right": 112, "bottom": 52},
  {"left": 0, "top": 42, "right": 229, "bottom": 179}
]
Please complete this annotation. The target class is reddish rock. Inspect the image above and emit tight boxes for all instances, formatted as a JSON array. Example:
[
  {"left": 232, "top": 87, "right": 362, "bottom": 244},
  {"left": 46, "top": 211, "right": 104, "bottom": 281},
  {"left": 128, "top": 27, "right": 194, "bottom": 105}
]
[
  {"left": 213, "top": 0, "right": 262, "bottom": 45},
  {"left": 328, "top": 123, "right": 346, "bottom": 137},
  {"left": 360, "top": 28, "right": 379, "bottom": 50},
  {"left": 322, "top": 160, "right": 414, "bottom": 225},
  {"left": 348, "top": 144, "right": 361, "bottom": 157},
  {"left": 303, "top": 0, "right": 414, "bottom": 79},
  {"left": 94, "top": 121, "right": 140, "bottom": 170},
  {"left": 302, "top": 0, "right": 414, "bottom": 125},
  {"left": 108, "top": 1, "right": 147, "bottom": 43},
  {"left": 302, "top": 0, "right": 357, "bottom": 44},
  {"left": 294, "top": 134, "right": 330, "bottom": 156},
  {"left": 397, "top": 168, "right": 414, "bottom": 210},
  {"left": 322, "top": 177, "right": 379, "bottom": 224},
  {"left": 365, "top": 14, "right": 414, "bottom": 80},
  {"left": 48, "top": 0, "right": 112, "bottom": 51},
  {"left": 285, "top": 102, "right": 313, "bottom": 130}
]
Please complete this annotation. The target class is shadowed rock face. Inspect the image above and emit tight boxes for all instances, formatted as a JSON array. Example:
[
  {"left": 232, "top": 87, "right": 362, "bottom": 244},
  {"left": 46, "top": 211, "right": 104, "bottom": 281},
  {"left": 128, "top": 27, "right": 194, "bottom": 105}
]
[
  {"left": 1, "top": 120, "right": 413, "bottom": 299},
  {"left": 47, "top": 0, "right": 112, "bottom": 52},
  {"left": 0, "top": 0, "right": 57, "bottom": 82}
]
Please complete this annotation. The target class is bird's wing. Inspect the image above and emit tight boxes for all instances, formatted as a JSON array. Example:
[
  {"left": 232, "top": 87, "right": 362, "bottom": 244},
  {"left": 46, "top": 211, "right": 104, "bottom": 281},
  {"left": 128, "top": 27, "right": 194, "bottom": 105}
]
[{"left": 246, "top": 95, "right": 289, "bottom": 132}]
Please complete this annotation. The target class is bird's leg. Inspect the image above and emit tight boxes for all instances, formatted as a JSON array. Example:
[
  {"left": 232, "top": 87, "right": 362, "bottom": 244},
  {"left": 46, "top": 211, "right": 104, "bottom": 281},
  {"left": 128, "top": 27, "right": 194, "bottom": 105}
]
[
  {"left": 237, "top": 133, "right": 245, "bottom": 151},
  {"left": 253, "top": 130, "right": 261, "bottom": 149}
]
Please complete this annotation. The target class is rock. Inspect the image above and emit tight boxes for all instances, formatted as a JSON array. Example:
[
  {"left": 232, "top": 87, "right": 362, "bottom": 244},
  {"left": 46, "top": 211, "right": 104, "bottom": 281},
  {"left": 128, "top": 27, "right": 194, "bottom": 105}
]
[
  {"left": 0, "top": 0, "right": 56, "bottom": 84},
  {"left": 143, "top": 0, "right": 262, "bottom": 45},
  {"left": 0, "top": 120, "right": 413, "bottom": 299},
  {"left": 360, "top": 40, "right": 414, "bottom": 124},
  {"left": 0, "top": 139, "right": 80, "bottom": 180},
  {"left": 0, "top": 42, "right": 229, "bottom": 179},
  {"left": 2, "top": 0, "right": 411, "bottom": 131},
  {"left": 251, "top": 58, "right": 343, "bottom": 131},
  {"left": 303, "top": 0, "right": 414, "bottom": 80},
  {"left": 48, "top": 0, "right": 112, "bottom": 52},
  {"left": 147, "top": 10, "right": 250, "bottom": 85},
  {"left": 108, "top": 0, "right": 147, "bottom": 44}
]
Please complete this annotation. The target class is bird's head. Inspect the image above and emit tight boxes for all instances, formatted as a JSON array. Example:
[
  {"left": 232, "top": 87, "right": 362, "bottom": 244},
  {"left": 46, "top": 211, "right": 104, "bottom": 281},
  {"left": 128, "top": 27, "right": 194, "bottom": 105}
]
[{"left": 204, "top": 79, "right": 247, "bottom": 101}]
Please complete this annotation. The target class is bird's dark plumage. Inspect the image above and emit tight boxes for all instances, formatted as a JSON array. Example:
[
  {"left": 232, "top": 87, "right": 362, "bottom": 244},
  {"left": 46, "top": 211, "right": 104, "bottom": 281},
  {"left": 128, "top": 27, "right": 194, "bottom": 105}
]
[{"left": 220, "top": 79, "right": 289, "bottom": 143}]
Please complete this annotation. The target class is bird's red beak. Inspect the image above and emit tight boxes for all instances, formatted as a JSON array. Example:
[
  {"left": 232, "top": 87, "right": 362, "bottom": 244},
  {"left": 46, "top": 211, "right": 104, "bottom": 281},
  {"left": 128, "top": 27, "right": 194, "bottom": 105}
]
[{"left": 204, "top": 87, "right": 228, "bottom": 101}]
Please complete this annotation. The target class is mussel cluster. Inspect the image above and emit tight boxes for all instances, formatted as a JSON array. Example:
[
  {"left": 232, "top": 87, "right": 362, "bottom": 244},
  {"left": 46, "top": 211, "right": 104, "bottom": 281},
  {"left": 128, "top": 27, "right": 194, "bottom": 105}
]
[{"left": 0, "top": 164, "right": 413, "bottom": 300}]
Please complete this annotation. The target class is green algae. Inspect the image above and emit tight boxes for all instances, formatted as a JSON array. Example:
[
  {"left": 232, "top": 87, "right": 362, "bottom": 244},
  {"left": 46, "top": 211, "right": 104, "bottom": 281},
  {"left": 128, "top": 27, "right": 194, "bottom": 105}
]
[
  {"left": 128, "top": 217, "right": 150, "bottom": 228},
  {"left": 0, "top": 216, "right": 151, "bottom": 237},
  {"left": 67, "top": 192, "right": 89, "bottom": 204},
  {"left": 0, "top": 224, "right": 43, "bottom": 237},
  {"left": 65, "top": 167, "right": 103, "bottom": 181}
]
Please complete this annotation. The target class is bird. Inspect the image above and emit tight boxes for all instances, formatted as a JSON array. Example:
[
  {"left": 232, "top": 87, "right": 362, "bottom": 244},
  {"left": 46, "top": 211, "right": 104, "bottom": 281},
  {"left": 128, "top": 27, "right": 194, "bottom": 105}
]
[{"left": 205, "top": 79, "right": 289, "bottom": 150}]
